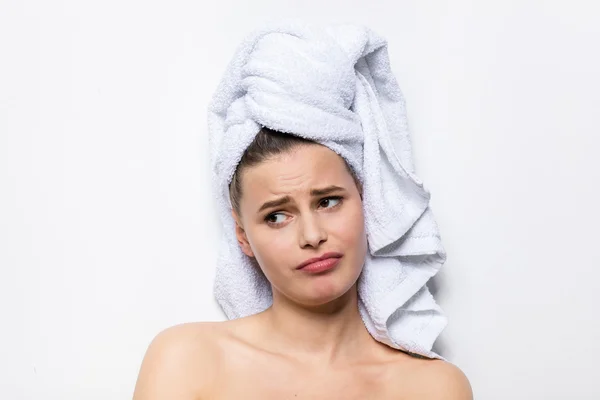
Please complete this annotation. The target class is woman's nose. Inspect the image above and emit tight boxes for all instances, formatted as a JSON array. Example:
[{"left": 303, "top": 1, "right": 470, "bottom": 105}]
[{"left": 298, "top": 213, "right": 327, "bottom": 249}]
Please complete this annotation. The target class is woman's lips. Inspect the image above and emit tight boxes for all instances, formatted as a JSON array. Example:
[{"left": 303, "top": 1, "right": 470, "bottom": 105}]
[
  {"left": 296, "top": 256, "right": 341, "bottom": 273},
  {"left": 296, "top": 252, "right": 343, "bottom": 269}
]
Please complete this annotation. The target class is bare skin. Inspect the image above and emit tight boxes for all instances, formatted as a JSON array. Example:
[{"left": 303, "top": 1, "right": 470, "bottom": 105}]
[{"left": 133, "top": 144, "right": 472, "bottom": 399}]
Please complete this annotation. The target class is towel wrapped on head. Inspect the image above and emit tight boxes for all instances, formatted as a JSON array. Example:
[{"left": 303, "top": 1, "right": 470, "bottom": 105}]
[{"left": 207, "top": 20, "right": 448, "bottom": 359}]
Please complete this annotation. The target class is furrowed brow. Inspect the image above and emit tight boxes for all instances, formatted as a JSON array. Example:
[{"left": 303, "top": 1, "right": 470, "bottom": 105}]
[
  {"left": 258, "top": 196, "right": 292, "bottom": 213},
  {"left": 310, "top": 185, "right": 346, "bottom": 196},
  {"left": 257, "top": 186, "right": 346, "bottom": 214}
]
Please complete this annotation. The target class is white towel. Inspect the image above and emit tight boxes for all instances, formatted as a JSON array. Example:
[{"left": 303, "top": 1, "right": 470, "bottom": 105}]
[{"left": 207, "top": 20, "right": 447, "bottom": 359}]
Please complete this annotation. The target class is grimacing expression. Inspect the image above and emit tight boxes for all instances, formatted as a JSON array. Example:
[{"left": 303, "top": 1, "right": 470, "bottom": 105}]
[{"left": 232, "top": 143, "right": 368, "bottom": 306}]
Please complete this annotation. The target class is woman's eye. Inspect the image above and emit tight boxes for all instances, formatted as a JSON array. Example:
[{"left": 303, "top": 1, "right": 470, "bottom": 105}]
[
  {"left": 265, "top": 197, "right": 342, "bottom": 225},
  {"left": 266, "top": 213, "right": 286, "bottom": 224},
  {"left": 320, "top": 197, "right": 342, "bottom": 208}
]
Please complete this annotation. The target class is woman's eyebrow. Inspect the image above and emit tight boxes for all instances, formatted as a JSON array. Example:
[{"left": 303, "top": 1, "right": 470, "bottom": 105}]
[
  {"left": 257, "top": 185, "right": 346, "bottom": 213},
  {"left": 258, "top": 196, "right": 292, "bottom": 213},
  {"left": 310, "top": 185, "right": 345, "bottom": 196}
]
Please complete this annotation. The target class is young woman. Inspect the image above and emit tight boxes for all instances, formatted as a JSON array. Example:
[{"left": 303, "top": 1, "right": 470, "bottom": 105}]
[{"left": 132, "top": 128, "right": 473, "bottom": 399}]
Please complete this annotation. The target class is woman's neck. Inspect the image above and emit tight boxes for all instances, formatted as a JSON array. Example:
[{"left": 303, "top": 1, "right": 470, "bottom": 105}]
[{"left": 256, "top": 283, "right": 380, "bottom": 367}]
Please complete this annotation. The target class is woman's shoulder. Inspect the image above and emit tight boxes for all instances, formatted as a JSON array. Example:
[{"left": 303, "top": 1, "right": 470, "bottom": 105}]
[
  {"left": 388, "top": 355, "right": 473, "bottom": 400},
  {"left": 140, "top": 316, "right": 254, "bottom": 353},
  {"left": 146, "top": 320, "right": 224, "bottom": 350},
  {"left": 132, "top": 320, "right": 238, "bottom": 399}
]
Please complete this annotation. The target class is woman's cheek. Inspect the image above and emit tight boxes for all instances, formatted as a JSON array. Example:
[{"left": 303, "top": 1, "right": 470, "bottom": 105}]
[
  {"left": 332, "top": 208, "right": 361, "bottom": 238},
  {"left": 252, "top": 226, "right": 292, "bottom": 270},
  {"left": 267, "top": 230, "right": 294, "bottom": 263}
]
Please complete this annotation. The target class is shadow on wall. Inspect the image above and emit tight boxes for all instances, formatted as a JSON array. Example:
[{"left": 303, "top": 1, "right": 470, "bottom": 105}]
[{"left": 428, "top": 273, "right": 450, "bottom": 358}]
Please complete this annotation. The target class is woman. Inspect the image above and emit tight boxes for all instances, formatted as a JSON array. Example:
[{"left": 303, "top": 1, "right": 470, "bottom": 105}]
[{"left": 132, "top": 128, "right": 472, "bottom": 399}]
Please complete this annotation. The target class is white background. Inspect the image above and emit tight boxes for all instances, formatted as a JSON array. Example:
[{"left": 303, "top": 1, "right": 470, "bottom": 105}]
[{"left": 1, "top": 1, "right": 599, "bottom": 399}]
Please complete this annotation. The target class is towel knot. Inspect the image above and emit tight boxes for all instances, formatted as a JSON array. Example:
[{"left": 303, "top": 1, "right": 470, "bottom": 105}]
[{"left": 227, "top": 28, "right": 365, "bottom": 143}]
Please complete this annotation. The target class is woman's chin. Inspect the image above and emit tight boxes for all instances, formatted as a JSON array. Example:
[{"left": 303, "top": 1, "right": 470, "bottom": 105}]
[{"left": 294, "top": 279, "right": 357, "bottom": 307}]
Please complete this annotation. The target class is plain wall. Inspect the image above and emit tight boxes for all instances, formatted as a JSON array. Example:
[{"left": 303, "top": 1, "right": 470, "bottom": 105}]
[{"left": 1, "top": 0, "right": 599, "bottom": 398}]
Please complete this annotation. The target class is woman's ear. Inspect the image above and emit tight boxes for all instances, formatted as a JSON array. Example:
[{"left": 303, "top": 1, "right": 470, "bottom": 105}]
[{"left": 231, "top": 209, "right": 255, "bottom": 258}]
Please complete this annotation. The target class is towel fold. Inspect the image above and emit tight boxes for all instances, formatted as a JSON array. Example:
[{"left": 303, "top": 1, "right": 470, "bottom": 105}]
[{"left": 207, "top": 20, "right": 447, "bottom": 359}]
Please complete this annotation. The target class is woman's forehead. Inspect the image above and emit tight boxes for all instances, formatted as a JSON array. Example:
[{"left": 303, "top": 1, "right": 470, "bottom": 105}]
[{"left": 241, "top": 145, "right": 353, "bottom": 198}]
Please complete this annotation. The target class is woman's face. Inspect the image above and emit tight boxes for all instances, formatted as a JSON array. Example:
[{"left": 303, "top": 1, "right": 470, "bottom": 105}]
[{"left": 232, "top": 144, "right": 367, "bottom": 307}]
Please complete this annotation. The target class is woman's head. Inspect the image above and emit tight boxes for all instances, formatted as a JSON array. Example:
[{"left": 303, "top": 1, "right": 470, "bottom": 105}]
[{"left": 229, "top": 128, "right": 367, "bottom": 307}]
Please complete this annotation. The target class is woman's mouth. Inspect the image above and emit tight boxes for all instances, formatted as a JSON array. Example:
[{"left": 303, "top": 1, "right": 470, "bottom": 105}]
[{"left": 295, "top": 252, "right": 343, "bottom": 274}]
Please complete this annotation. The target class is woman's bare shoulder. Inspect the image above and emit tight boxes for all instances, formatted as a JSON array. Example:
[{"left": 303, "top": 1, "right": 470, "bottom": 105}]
[
  {"left": 150, "top": 320, "right": 226, "bottom": 349},
  {"left": 132, "top": 321, "right": 233, "bottom": 399},
  {"left": 142, "top": 321, "right": 227, "bottom": 359},
  {"left": 391, "top": 356, "right": 473, "bottom": 400}
]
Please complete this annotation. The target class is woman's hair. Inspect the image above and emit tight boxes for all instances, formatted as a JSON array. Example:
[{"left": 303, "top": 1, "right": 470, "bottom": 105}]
[{"left": 229, "top": 127, "right": 362, "bottom": 216}]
